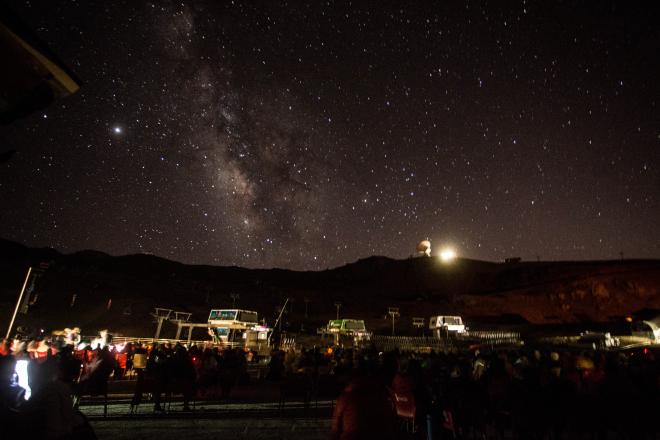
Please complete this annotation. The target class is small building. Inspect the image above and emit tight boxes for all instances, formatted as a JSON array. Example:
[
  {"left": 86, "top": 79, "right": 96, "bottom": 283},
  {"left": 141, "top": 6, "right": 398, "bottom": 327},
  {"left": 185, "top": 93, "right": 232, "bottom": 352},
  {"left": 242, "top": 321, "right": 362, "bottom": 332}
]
[{"left": 414, "top": 240, "right": 432, "bottom": 257}]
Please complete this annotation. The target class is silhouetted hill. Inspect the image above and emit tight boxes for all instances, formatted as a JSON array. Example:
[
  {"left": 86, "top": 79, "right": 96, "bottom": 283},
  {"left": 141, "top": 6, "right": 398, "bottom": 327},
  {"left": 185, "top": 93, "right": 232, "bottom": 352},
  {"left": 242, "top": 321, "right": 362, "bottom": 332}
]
[{"left": 1, "top": 239, "right": 659, "bottom": 337}]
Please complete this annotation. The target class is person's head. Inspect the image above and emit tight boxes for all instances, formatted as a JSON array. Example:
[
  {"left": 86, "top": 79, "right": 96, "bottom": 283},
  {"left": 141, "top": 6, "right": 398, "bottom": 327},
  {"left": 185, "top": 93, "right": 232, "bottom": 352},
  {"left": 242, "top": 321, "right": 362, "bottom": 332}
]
[{"left": 28, "top": 358, "right": 59, "bottom": 394}]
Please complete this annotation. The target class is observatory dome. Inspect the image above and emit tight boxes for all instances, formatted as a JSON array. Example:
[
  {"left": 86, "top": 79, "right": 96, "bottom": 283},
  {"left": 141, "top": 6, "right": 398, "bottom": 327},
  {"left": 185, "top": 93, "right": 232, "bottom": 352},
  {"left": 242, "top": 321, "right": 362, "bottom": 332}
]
[{"left": 415, "top": 240, "right": 432, "bottom": 257}]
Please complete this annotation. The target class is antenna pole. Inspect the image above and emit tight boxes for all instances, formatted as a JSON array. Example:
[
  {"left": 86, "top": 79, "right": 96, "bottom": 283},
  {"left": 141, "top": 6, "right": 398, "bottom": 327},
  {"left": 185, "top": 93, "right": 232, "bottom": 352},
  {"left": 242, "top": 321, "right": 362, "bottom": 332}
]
[
  {"left": 269, "top": 297, "right": 289, "bottom": 347},
  {"left": 6, "top": 267, "right": 32, "bottom": 339}
]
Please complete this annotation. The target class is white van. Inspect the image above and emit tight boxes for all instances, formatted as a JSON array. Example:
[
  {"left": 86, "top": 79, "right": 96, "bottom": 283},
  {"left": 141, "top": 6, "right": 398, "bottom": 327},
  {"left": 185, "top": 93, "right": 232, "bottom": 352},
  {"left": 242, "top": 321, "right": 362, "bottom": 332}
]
[{"left": 429, "top": 315, "right": 466, "bottom": 336}]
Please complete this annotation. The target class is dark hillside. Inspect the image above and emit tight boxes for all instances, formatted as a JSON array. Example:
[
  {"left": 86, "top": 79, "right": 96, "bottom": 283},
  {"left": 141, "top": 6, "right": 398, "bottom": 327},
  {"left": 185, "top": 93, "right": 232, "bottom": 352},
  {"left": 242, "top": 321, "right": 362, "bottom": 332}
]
[{"left": 1, "top": 239, "right": 659, "bottom": 337}]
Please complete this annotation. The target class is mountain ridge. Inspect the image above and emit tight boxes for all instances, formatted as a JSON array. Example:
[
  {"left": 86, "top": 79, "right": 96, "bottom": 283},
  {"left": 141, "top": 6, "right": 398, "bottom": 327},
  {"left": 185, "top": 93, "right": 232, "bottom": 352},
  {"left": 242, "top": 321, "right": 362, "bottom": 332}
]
[{"left": 1, "top": 238, "right": 659, "bottom": 337}]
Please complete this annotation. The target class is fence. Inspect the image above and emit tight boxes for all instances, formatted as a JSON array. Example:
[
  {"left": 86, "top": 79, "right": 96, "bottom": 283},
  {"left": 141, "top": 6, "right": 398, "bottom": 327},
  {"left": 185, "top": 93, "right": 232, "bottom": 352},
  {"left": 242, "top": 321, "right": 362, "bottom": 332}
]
[
  {"left": 537, "top": 335, "right": 655, "bottom": 350},
  {"left": 371, "top": 331, "right": 522, "bottom": 353},
  {"left": 371, "top": 336, "right": 448, "bottom": 352},
  {"left": 107, "top": 331, "right": 522, "bottom": 353},
  {"left": 280, "top": 337, "right": 296, "bottom": 349},
  {"left": 99, "top": 336, "right": 294, "bottom": 353},
  {"left": 109, "top": 336, "right": 235, "bottom": 348},
  {"left": 460, "top": 330, "right": 523, "bottom": 346}
]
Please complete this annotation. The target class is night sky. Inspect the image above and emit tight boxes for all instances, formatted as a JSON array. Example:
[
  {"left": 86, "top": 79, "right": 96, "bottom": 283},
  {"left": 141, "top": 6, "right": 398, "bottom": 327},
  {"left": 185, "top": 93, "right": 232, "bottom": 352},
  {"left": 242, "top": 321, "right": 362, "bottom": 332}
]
[{"left": 1, "top": 1, "right": 658, "bottom": 270}]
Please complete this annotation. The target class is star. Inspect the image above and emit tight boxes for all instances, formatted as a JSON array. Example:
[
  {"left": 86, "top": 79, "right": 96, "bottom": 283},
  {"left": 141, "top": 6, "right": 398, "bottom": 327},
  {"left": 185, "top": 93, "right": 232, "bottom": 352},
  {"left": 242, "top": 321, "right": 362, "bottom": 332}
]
[{"left": 0, "top": 1, "right": 657, "bottom": 270}]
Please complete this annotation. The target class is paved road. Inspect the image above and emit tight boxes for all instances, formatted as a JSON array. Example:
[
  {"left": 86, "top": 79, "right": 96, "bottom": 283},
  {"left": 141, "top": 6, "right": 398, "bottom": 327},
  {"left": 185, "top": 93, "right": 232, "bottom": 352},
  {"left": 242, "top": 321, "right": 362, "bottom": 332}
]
[
  {"left": 83, "top": 379, "right": 334, "bottom": 438},
  {"left": 91, "top": 417, "right": 331, "bottom": 440},
  {"left": 82, "top": 399, "right": 333, "bottom": 439},
  {"left": 80, "top": 399, "right": 333, "bottom": 418}
]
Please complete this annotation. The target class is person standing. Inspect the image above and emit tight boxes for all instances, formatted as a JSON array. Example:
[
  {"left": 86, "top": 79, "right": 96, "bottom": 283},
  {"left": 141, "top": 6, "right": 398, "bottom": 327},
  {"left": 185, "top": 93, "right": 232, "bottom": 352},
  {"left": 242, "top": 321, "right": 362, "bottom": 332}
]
[{"left": 331, "top": 359, "right": 398, "bottom": 440}]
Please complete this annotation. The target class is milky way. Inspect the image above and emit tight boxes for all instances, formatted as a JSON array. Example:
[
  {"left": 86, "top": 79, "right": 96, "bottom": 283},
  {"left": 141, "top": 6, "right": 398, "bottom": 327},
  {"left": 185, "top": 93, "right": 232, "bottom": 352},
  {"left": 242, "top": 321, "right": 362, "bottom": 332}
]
[{"left": 0, "top": 1, "right": 658, "bottom": 269}]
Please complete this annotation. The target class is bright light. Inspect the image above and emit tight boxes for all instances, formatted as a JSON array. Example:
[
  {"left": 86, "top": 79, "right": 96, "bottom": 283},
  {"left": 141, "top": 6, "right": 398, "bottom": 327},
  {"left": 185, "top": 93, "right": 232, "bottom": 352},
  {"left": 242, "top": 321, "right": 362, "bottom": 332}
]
[
  {"left": 440, "top": 248, "right": 457, "bottom": 262},
  {"left": 90, "top": 330, "right": 109, "bottom": 349},
  {"left": 113, "top": 126, "right": 122, "bottom": 134},
  {"left": 15, "top": 360, "right": 31, "bottom": 400}
]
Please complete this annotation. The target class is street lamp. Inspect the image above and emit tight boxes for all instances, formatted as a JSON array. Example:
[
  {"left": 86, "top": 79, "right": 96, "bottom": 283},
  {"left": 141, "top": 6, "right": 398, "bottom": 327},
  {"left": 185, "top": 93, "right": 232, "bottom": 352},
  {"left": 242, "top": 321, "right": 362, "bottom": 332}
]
[
  {"left": 334, "top": 302, "right": 342, "bottom": 320},
  {"left": 412, "top": 317, "right": 425, "bottom": 335},
  {"left": 388, "top": 307, "right": 400, "bottom": 336},
  {"left": 230, "top": 293, "right": 240, "bottom": 308}
]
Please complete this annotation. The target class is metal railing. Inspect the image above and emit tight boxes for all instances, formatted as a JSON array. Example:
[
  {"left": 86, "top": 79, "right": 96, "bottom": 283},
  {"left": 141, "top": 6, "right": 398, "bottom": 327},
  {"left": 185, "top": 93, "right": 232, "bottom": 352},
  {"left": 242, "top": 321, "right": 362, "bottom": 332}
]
[
  {"left": 460, "top": 330, "right": 523, "bottom": 346},
  {"left": 371, "top": 331, "right": 523, "bottom": 353},
  {"left": 371, "top": 336, "right": 448, "bottom": 352},
  {"left": 109, "top": 336, "right": 232, "bottom": 347}
]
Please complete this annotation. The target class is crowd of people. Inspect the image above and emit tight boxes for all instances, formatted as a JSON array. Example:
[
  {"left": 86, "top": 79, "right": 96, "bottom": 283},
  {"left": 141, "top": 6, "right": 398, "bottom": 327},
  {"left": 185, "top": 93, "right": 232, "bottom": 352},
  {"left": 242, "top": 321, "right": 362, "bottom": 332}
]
[
  {"left": 0, "top": 337, "right": 97, "bottom": 439},
  {"left": 2, "top": 334, "right": 660, "bottom": 439},
  {"left": 329, "top": 345, "right": 660, "bottom": 439},
  {"left": 128, "top": 342, "right": 253, "bottom": 411}
]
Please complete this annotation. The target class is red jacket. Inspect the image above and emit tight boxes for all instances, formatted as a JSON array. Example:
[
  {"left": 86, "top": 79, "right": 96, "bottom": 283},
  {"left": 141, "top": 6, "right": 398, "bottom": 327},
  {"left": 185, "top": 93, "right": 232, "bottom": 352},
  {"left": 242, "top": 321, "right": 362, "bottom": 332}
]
[{"left": 331, "top": 376, "right": 398, "bottom": 440}]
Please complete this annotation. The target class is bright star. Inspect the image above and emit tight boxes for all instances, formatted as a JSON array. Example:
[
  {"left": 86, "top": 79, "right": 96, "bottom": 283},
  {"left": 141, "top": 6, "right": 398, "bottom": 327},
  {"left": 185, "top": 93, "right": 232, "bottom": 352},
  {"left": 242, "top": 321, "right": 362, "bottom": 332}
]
[{"left": 113, "top": 126, "right": 122, "bottom": 134}]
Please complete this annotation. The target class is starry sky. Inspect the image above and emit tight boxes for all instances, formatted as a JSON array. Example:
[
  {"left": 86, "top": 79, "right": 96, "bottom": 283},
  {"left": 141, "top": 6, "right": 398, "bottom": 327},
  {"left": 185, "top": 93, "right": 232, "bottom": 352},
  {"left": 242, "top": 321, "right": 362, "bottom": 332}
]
[{"left": 1, "top": 1, "right": 659, "bottom": 270}]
